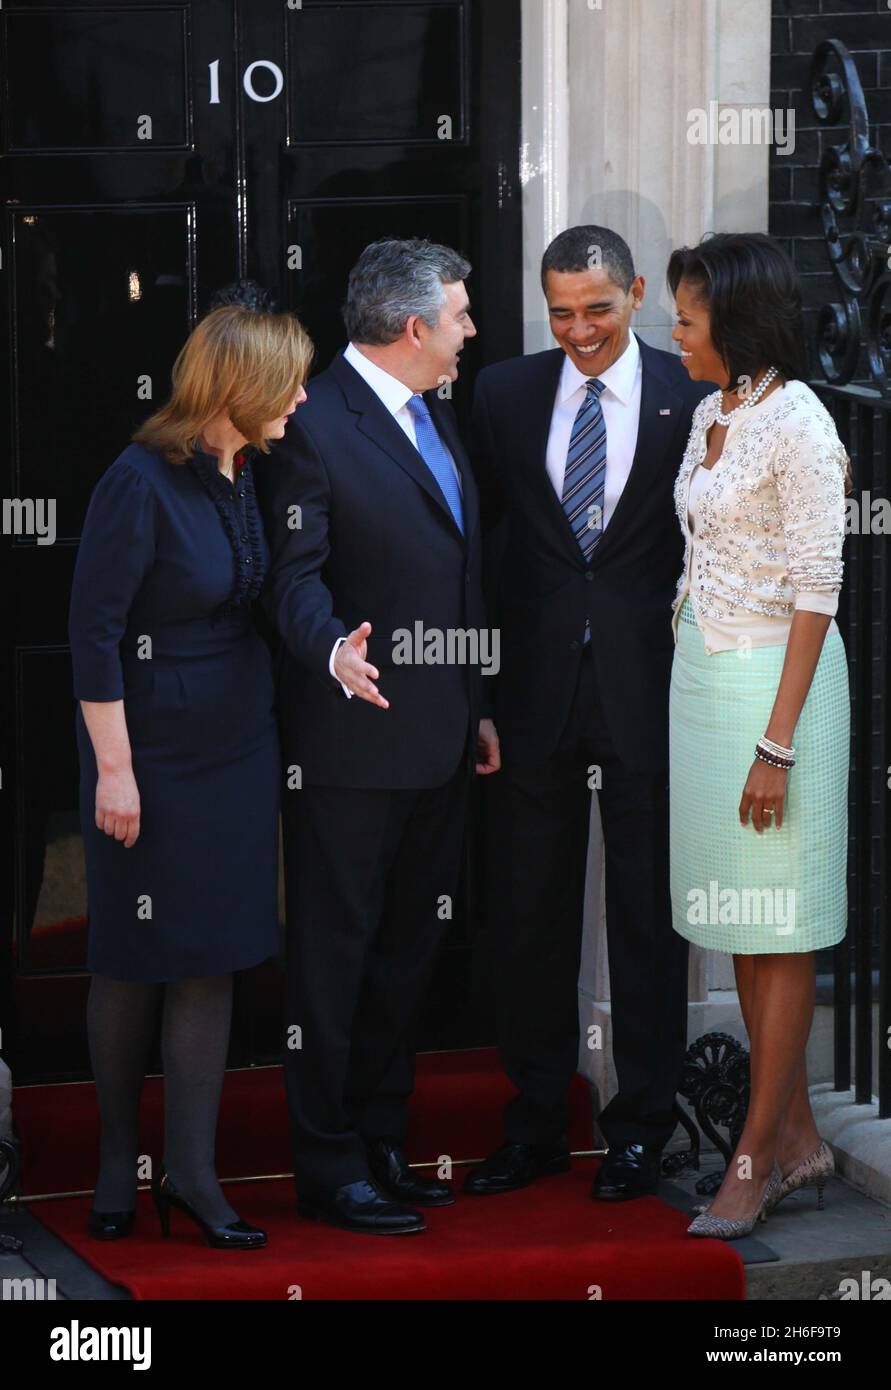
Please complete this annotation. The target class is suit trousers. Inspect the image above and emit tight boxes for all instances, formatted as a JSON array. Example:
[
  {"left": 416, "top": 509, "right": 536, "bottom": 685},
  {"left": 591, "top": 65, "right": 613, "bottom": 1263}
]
[
  {"left": 282, "top": 755, "right": 469, "bottom": 1193},
  {"left": 488, "top": 644, "right": 688, "bottom": 1152}
]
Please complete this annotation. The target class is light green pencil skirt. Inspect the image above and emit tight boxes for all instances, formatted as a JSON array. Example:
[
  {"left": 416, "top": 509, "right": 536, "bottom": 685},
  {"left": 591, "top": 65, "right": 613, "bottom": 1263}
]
[{"left": 669, "top": 597, "right": 849, "bottom": 955}]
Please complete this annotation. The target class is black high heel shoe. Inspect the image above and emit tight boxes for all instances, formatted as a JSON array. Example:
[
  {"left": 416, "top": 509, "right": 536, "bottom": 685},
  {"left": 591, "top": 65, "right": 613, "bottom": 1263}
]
[
  {"left": 151, "top": 1164, "right": 267, "bottom": 1249},
  {"left": 87, "top": 1209, "right": 136, "bottom": 1240}
]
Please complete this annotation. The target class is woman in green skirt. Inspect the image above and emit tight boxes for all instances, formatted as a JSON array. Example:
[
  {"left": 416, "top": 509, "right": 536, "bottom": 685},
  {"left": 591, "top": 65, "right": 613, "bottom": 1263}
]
[{"left": 667, "top": 233, "right": 850, "bottom": 1240}]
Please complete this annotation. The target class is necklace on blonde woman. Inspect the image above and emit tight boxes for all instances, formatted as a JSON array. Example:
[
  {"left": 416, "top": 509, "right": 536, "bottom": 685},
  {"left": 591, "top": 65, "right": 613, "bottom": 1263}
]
[{"left": 715, "top": 365, "right": 779, "bottom": 427}]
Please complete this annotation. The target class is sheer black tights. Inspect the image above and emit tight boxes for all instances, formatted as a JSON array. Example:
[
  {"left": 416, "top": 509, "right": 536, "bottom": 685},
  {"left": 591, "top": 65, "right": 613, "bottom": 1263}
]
[{"left": 86, "top": 973, "right": 237, "bottom": 1226}]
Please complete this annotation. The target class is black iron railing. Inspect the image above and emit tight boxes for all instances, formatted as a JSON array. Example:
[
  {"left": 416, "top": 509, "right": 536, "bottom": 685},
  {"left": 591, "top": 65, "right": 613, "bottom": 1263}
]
[{"left": 810, "top": 39, "right": 891, "bottom": 1118}]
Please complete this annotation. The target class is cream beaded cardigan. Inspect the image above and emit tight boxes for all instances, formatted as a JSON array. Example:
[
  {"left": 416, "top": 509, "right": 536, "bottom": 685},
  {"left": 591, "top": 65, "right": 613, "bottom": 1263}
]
[{"left": 671, "top": 378, "right": 849, "bottom": 655}]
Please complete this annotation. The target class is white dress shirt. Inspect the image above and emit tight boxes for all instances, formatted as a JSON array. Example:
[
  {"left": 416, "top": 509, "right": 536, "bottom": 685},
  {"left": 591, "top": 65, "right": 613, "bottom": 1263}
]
[
  {"left": 342, "top": 342, "right": 461, "bottom": 485},
  {"left": 545, "top": 332, "right": 642, "bottom": 532},
  {"left": 329, "top": 343, "right": 461, "bottom": 696}
]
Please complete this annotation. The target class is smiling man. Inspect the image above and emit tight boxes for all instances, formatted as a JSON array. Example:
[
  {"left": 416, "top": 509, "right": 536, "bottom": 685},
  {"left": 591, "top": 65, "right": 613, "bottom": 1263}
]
[{"left": 466, "top": 225, "right": 714, "bottom": 1203}]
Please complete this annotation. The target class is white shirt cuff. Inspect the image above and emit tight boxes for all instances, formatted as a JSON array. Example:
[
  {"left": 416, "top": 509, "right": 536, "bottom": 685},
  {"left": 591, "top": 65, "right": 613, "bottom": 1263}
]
[{"left": 328, "top": 636, "right": 352, "bottom": 698}]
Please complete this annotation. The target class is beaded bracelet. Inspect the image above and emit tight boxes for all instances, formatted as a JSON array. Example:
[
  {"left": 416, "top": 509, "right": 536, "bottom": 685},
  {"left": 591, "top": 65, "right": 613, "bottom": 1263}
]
[{"left": 754, "top": 743, "right": 794, "bottom": 770}]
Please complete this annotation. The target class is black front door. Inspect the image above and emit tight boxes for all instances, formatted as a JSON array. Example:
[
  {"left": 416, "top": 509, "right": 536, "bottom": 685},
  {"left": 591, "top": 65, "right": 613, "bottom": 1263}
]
[{"left": 1, "top": 0, "right": 521, "bottom": 1082}]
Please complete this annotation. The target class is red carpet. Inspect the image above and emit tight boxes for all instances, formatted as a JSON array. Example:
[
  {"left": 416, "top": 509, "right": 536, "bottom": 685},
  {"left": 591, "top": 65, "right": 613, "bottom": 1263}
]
[
  {"left": 15, "top": 1050, "right": 745, "bottom": 1300},
  {"left": 13, "top": 1049, "right": 593, "bottom": 1196}
]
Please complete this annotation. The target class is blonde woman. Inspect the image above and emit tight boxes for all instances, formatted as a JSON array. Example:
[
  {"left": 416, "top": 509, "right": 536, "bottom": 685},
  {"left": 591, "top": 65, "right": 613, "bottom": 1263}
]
[
  {"left": 668, "top": 233, "right": 849, "bottom": 1240},
  {"left": 69, "top": 306, "right": 312, "bottom": 1247}
]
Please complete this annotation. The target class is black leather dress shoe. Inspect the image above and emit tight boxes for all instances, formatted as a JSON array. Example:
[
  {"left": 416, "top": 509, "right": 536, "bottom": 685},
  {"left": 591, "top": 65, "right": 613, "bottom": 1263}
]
[
  {"left": 591, "top": 1143, "right": 660, "bottom": 1201},
  {"left": 463, "top": 1139, "right": 570, "bottom": 1195},
  {"left": 297, "top": 1178, "right": 426, "bottom": 1234},
  {"left": 87, "top": 1209, "right": 136, "bottom": 1240},
  {"left": 366, "top": 1137, "right": 455, "bottom": 1207}
]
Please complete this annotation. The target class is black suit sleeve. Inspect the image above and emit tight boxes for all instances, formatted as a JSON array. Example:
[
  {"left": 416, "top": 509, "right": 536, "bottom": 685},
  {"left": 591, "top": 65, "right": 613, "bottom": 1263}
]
[
  {"left": 469, "top": 372, "right": 508, "bottom": 536},
  {"left": 469, "top": 373, "right": 509, "bottom": 726},
  {"left": 257, "top": 418, "right": 348, "bottom": 694},
  {"left": 68, "top": 461, "right": 158, "bottom": 701}
]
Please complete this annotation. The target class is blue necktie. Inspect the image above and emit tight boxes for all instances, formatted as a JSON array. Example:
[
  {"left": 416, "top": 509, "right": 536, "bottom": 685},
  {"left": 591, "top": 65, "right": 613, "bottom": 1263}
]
[
  {"left": 406, "top": 395, "right": 464, "bottom": 535},
  {"left": 562, "top": 378, "right": 607, "bottom": 559}
]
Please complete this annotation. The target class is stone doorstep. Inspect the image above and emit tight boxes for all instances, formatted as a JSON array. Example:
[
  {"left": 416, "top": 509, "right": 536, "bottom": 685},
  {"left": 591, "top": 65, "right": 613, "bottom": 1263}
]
[
  {"left": 742, "top": 1174, "right": 891, "bottom": 1302},
  {"left": 811, "top": 1084, "right": 891, "bottom": 1208}
]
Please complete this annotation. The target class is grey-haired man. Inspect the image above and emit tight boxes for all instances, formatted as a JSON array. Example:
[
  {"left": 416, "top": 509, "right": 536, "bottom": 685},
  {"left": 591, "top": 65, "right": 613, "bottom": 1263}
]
[{"left": 256, "top": 239, "right": 499, "bottom": 1235}]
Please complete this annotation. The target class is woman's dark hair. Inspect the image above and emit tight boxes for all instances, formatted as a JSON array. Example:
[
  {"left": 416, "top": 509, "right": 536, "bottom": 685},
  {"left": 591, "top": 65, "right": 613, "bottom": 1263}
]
[{"left": 667, "top": 233, "right": 809, "bottom": 388}]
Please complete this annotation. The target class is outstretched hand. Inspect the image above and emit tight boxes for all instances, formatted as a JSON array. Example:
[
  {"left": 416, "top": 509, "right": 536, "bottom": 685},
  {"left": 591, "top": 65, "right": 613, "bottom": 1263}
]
[{"left": 334, "top": 622, "right": 390, "bottom": 709}]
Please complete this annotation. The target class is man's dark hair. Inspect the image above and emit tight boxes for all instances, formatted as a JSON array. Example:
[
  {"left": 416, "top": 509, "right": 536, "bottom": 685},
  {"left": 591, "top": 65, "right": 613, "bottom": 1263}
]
[
  {"left": 540, "top": 225, "right": 636, "bottom": 294},
  {"left": 667, "top": 232, "right": 809, "bottom": 386},
  {"left": 207, "top": 279, "right": 278, "bottom": 313}
]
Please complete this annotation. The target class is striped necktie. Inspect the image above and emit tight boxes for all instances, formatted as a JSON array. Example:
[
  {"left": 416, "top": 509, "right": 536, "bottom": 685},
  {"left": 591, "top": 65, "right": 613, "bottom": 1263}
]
[
  {"left": 406, "top": 395, "right": 464, "bottom": 535},
  {"left": 562, "top": 377, "right": 607, "bottom": 559}
]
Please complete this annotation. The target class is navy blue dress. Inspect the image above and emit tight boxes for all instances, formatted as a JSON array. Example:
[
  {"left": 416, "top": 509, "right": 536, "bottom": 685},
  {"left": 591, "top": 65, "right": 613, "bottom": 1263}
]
[{"left": 68, "top": 442, "right": 281, "bottom": 981}]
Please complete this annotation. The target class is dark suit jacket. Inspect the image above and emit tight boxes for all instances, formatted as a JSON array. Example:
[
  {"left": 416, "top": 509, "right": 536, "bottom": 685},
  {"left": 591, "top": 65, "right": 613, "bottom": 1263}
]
[
  {"left": 471, "top": 334, "right": 714, "bottom": 772},
  {"left": 254, "top": 350, "right": 486, "bottom": 789}
]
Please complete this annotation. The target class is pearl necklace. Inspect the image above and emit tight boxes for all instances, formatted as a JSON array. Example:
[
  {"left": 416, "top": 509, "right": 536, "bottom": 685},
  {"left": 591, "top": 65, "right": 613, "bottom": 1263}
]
[{"left": 715, "top": 365, "right": 778, "bottom": 427}]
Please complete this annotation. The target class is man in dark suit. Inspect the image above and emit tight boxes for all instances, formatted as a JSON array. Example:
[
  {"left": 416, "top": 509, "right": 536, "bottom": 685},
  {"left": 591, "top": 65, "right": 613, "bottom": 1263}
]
[
  {"left": 256, "top": 239, "right": 500, "bottom": 1235},
  {"left": 465, "top": 225, "right": 714, "bottom": 1201}
]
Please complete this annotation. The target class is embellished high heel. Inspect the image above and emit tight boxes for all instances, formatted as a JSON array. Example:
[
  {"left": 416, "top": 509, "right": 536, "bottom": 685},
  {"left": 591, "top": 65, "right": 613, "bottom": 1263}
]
[
  {"left": 774, "top": 1139, "right": 834, "bottom": 1211},
  {"left": 687, "top": 1163, "right": 782, "bottom": 1240},
  {"left": 692, "top": 1139, "right": 835, "bottom": 1217},
  {"left": 151, "top": 1164, "right": 267, "bottom": 1249}
]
